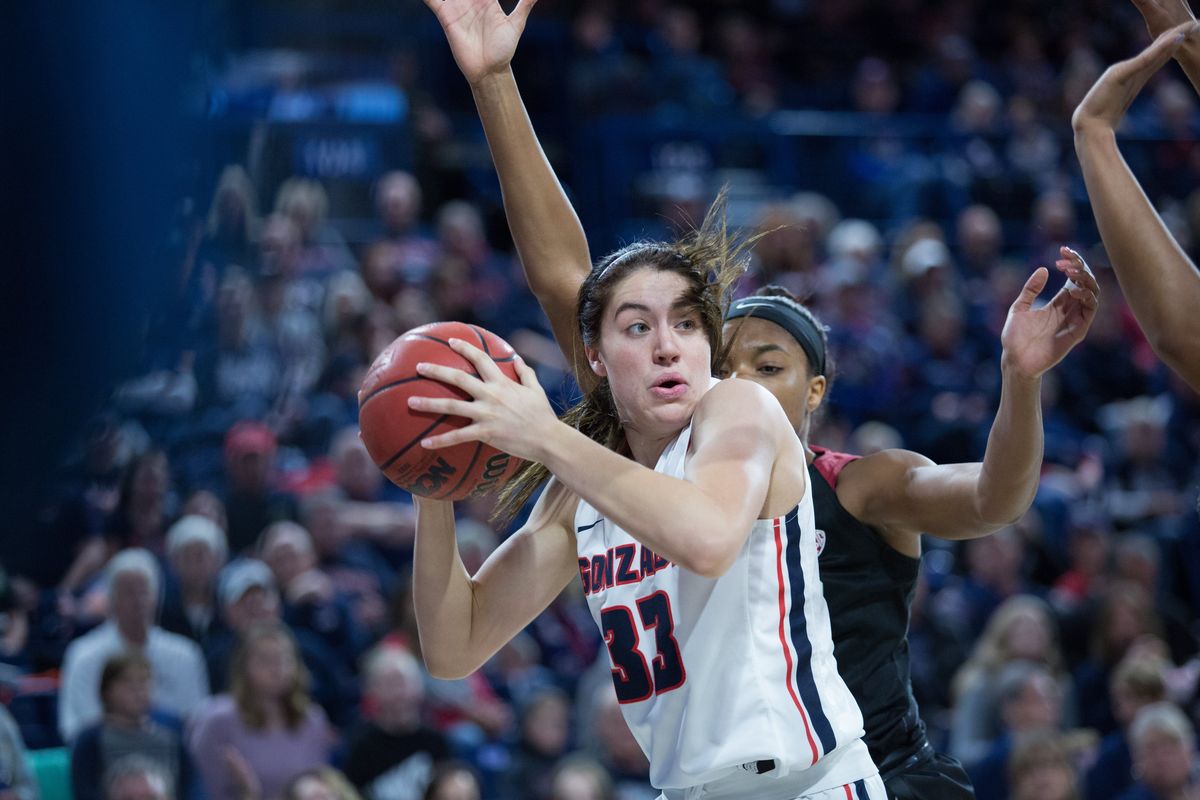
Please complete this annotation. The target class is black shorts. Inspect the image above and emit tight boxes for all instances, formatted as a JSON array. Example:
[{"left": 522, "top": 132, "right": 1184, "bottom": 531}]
[{"left": 882, "top": 750, "right": 975, "bottom": 800}]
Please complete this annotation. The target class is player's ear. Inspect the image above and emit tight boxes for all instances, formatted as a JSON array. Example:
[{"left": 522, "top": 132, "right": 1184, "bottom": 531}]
[
  {"left": 585, "top": 345, "right": 607, "bottom": 378},
  {"left": 806, "top": 374, "right": 826, "bottom": 413}
]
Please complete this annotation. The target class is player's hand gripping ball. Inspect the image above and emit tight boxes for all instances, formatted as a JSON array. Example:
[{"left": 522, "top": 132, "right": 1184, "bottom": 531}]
[{"left": 358, "top": 321, "right": 524, "bottom": 501}]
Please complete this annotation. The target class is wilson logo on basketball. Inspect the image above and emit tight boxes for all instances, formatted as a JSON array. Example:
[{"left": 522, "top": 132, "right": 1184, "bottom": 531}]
[
  {"left": 814, "top": 529, "right": 827, "bottom": 556},
  {"left": 470, "top": 453, "right": 513, "bottom": 498},
  {"left": 413, "top": 457, "right": 457, "bottom": 495}
]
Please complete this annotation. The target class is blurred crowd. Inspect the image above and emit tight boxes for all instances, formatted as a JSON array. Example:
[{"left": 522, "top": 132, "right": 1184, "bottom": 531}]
[{"left": 2, "top": 1, "right": 1200, "bottom": 799}]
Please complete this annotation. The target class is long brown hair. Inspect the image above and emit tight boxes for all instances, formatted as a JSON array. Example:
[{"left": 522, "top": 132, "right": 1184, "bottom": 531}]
[
  {"left": 493, "top": 191, "right": 755, "bottom": 524},
  {"left": 230, "top": 622, "right": 311, "bottom": 730}
]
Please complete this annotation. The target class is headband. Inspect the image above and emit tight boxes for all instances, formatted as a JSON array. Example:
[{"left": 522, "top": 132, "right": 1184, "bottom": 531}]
[{"left": 726, "top": 296, "right": 827, "bottom": 376}]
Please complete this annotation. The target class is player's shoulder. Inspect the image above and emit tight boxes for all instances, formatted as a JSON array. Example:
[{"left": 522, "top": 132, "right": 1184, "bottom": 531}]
[
  {"left": 840, "top": 447, "right": 937, "bottom": 492},
  {"left": 695, "top": 377, "right": 787, "bottom": 425}
]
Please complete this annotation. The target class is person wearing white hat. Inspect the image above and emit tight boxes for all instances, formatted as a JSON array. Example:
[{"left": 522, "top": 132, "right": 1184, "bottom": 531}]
[{"left": 58, "top": 549, "right": 210, "bottom": 742}]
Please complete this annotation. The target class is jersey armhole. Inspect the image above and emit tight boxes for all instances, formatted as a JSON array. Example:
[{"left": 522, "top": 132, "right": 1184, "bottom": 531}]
[{"left": 809, "top": 445, "right": 861, "bottom": 489}]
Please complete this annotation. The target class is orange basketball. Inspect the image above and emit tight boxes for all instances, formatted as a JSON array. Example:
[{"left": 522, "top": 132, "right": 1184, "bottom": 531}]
[{"left": 358, "top": 321, "right": 524, "bottom": 501}]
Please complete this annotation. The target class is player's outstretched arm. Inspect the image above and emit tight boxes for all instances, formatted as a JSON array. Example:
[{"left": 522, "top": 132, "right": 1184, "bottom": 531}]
[
  {"left": 1072, "top": 23, "right": 1200, "bottom": 389},
  {"left": 412, "top": 481, "right": 579, "bottom": 680},
  {"left": 841, "top": 251, "right": 1101, "bottom": 551},
  {"left": 424, "top": 0, "right": 592, "bottom": 381},
  {"left": 1131, "top": 0, "right": 1200, "bottom": 94}
]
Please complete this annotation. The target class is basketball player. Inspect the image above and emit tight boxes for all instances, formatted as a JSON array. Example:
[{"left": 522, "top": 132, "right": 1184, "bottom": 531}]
[
  {"left": 420, "top": 0, "right": 1099, "bottom": 797},
  {"left": 1072, "top": 19, "right": 1200, "bottom": 390},
  {"left": 408, "top": 198, "right": 886, "bottom": 797},
  {"left": 715, "top": 270, "right": 1095, "bottom": 798}
]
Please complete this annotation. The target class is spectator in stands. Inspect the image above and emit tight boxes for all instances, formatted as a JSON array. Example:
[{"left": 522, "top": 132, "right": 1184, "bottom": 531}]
[
  {"left": 434, "top": 201, "right": 508, "bottom": 323},
  {"left": 1119, "top": 702, "right": 1200, "bottom": 800},
  {"left": 205, "top": 559, "right": 350, "bottom": 726},
  {"left": 586, "top": 690, "right": 654, "bottom": 800},
  {"left": 567, "top": 5, "right": 647, "bottom": 117},
  {"left": 1075, "top": 582, "right": 1165, "bottom": 737},
  {"left": 0, "top": 703, "right": 37, "bottom": 800},
  {"left": 1104, "top": 398, "right": 1190, "bottom": 540},
  {"left": 1085, "top": 652, "right": 1170, "bottom": 800},
  {"left": 274, "top": 178, "right": 355, "bottom": 277},
  {"left": 194, "top": 268, "right": 282, "bottom": 421},
  {"left": 420, "top": 762, "right": 480, "bottom": 800},
  {"left": 60, "top": 451, "right": 176, "bottom": 601},
  {"left": 200, "top": 165, "right": 260, "bottom": 278},
  {"left": 180, "top": 490, "right": 228, "bottom": 534},
  {"left": 1112, "top": 535, "right": 1199, "bottom": 665},
  {"left": 189, "top": 623, "right": 332, "bottom": 800},
  {"left": 300, "top": 491, "right": 391, "bottom": 636},
  {"left": 159, "top": 515, "right": 228, "bottom": 645},
  {"left": 344, "top": 646, "right": 448, "bottom": 800},
  {"left": 950, "top": 594, "right": 1067, "bottom": 767},
  {"left": 59, "top": 550, "right": 209, "bottom": 742},
  {"left": 284, "top": 768, "right": 362, "bottom": 800},
  {"left": 1051, "top": 512, "right": 1112, "bottom": 615},
  {"left": 105, "top": 756, "right": 173, "bottom": 800},
  {"left": 40, "top": 414, "right": 124, "bottom": 594},
  {"left": 326, "top": 428, "right": 414, "bottom": 569},
  {"left": 258, "top": 522, "right": 365, "bottom": 672},
  {"left": 968, "top": 662, "right": 1068, "bottom": 800},
  {"left": 0, "top": 560, "right": 30, "bottom": 671},
  {"left": 646, "top": 6, "right": 734, "bottom": 113},
  {"left": 220, "top": 422, "right": 298, "bottom": 555},
  {"left": 497, "top": 687, "right": 572, "bottom": 800},
  {"left": 1007, "top": 730, "right": 1080, "bottom": 800},
  {"left": 71, "top": 652, "right": 194, "bottom": 800},
  {"left": 939, "top": 526, "right": 1038, "bottom": 636},
  {"left": 371, "top": 172, "right": 438, "bottom": 287},
  {"left": 547, "top": 755, "right": 613, "bottom": 800}
]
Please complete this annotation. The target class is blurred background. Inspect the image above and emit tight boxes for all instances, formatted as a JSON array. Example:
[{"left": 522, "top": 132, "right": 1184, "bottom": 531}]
[{"left": 1, "top": 1, "right": 1199, "bottom": 799}]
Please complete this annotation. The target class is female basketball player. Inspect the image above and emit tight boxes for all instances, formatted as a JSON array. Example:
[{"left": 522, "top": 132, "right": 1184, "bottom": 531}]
[
  {"left": 717, "top": 267, "right": 1096, "bottom": 796},
  {"left": 1071, "top": 20, "right": 1200, "bottom": 390},
  {"left": 408, "top": 204, "right": 885, "bottom": 798},
  {"left": 418, "top": 0, "right": 1098, "bottom": 797}
]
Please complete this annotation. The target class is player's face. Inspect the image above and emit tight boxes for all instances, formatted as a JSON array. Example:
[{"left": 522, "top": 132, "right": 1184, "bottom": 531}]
[
  {"left": 588, "top": 268, "right": 712, "bottom": 438},
  {"left": 718, "top": 317, "right": 823, "bottom": 437}
]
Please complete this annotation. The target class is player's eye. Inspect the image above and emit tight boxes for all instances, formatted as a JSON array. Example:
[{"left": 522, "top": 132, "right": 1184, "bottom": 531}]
[
  {"left": 758, "top": 365, "right": 782, "bottom": 376},
  {"left": 627, "top": 322, "right": 650, "bottom": 335}
]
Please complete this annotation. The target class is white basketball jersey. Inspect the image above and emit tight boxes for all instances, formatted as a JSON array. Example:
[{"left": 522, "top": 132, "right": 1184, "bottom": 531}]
[{"left": 574, "top": 422, "right": 875, "bottom": 795}]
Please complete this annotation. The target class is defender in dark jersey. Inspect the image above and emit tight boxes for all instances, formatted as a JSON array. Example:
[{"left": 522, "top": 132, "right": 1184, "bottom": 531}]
[{"left": 718, "top": 278, "right": 1097, "bottom": 798}]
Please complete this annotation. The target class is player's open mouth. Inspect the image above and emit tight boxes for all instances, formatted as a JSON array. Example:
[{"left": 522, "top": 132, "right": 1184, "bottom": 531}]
[{"left": 651, "top": 374, "right": 688, "bottom": 399}]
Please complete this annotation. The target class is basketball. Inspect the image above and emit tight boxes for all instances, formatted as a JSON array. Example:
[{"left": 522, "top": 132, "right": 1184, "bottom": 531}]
[{"left": 358, "top": 321, "right": 525, "bottom": 501}]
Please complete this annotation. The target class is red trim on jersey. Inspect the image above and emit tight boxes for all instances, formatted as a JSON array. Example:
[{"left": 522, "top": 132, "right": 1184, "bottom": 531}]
[
  {"left": 810, "top": 445, "right": 861, "bottom": 489},
  {"left": 773, "top": 517, "right": 820, "bottom": 766},
  {"left": 842, "top": 784, "right": 854, "bottom": 800}
]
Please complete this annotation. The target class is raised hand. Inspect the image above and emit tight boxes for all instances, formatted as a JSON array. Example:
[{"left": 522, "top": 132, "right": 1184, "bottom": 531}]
[
  {"left": 423, "top": 0, "right": 537, "bottom": 86},
  {"left": 1072, "top": 22, "right": 1198, "bottom": 134},
  {"left": 1132, "top": 0, "right": 1196, "bottom": 39},
  {"left": 408, "top": 339, "right": 558, "bottom": 462},
  {"left": 1000, "top": 247, "right": 1100, "bottom": 379}
]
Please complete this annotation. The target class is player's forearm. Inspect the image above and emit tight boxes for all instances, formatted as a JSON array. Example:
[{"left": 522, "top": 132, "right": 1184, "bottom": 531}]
[
  {"left": 535, "top": 425, "right": 747, "bottom": 577},
  {"left": 411, "top": 499, "right": 486, "bottom": 678},
  {"left": 974, "top": 364, "right": 1043, "bottom": 526},
  {"left": 1076, "top": 130, "right": 1200, "bottom": 381},
  {"left": 471, "top": 70, "right": 591, "bottom": 305}
]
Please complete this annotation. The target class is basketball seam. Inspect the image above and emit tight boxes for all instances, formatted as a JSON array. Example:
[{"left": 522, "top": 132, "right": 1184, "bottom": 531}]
[
  {"left": 469, "top": 325, "right": 491, "bottom": 355},
  {"left": 410, "top": 334, "right": 452, "bottom": 346},
  {"left": 380, "top": 415, "right": 450, "bottom": 472},
  {"left": 358, "top": 375, "right": 424, "bottom": 409}
]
